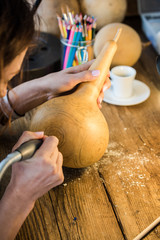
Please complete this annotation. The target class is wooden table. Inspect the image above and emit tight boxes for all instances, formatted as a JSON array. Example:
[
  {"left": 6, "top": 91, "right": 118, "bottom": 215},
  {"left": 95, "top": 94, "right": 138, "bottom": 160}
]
[{"left": 0, "top": 17, "right": 160, "bottom": 240}]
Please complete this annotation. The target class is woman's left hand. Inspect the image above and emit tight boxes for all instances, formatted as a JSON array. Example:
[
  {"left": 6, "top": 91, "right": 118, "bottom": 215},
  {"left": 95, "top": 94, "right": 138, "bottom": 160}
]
[{"left": 44, "top": 60, "right": 111, "bottom": 108}]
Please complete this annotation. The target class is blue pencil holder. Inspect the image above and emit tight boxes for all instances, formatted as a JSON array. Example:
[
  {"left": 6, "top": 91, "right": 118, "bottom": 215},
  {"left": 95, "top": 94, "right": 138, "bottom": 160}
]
[{"left": 60, "top": 38, "right": 95, "bottom": 69}]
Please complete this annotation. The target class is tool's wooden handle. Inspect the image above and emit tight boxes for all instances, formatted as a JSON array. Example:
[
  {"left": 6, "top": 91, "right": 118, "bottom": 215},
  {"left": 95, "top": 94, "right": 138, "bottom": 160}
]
[{"left": 133, "top": 217, "right": 160, "bottom": 240}]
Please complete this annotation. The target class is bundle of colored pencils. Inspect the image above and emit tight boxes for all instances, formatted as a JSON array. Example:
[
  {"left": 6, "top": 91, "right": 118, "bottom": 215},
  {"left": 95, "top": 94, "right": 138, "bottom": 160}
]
[{"left": 57, "top": 7, "right": 96, "bottom": 69}]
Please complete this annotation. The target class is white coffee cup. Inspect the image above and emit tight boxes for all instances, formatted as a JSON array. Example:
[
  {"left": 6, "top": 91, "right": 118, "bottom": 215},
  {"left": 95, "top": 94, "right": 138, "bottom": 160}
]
[{"left": 110, "top": 65, "right": 136, "bottom": 99}]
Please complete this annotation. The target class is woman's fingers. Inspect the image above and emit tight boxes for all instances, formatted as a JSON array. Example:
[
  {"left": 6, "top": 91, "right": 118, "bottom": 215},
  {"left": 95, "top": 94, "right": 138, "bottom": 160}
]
[
  {"left": 64, "top": 59, "right": 95, "bottom": 73},
  {"left": 52, "top": 152, "right": 64, "bottom": 184},
  {"left": 97, "top": 91, "right": 104, "bottom": 109},
  {"left": 12, "top": 131, "right": 44, "bottom": 152},
  {"left": 97, "top": 77, "right": 111, "bottom": 108},
  {"left": 35, "top": 136, "right": 59, "bottom": 159},
  {"left": 68, "top": 69, "right": 100, "bottom": 84},
  {"left": 103, "top": 77, "right": 111, "bottom": 90},
  {"left": 65, "top": 68, "right": 110, "bottom": 91}
]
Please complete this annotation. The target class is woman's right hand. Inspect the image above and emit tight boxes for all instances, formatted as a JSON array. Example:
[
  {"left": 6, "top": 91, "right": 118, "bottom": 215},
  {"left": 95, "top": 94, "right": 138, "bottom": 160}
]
[{"left": 8, "top": 131, "right": 64, "bottom": 206}]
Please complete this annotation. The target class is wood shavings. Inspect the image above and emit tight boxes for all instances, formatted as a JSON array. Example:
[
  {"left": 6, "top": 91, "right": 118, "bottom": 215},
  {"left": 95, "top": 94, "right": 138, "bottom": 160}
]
[{"left": 83, "top": 141, "right": 160, "bottom": 193}]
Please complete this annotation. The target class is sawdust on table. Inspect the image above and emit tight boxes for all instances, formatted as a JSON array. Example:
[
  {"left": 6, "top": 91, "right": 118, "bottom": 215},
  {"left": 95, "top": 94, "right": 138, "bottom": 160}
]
[{"left": 83, "top": 141, "right": 160, "bottom": 193}]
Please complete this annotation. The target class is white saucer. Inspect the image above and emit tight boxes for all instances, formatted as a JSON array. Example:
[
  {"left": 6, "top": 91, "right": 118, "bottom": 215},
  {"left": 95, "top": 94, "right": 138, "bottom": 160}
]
[{"left": 103, "top": 80, "right": 150, "bottom": 106}]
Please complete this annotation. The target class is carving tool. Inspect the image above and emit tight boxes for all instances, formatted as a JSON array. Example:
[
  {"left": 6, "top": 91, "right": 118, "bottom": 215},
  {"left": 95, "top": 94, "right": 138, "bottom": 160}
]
[{"left": 0, "top": 139, "right": 43, "bottom": 181}]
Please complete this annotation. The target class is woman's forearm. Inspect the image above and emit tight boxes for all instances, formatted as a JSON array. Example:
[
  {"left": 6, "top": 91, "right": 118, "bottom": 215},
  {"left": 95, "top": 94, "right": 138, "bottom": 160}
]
[
  {"left": 8, "top": 75, "right": 51, "bottom": 115},
  {"left": 0, "top": 183, "right": 34, "bottom": 240},
  {"left": 7, "top": 63, "right": 105, "bottom": 116}
]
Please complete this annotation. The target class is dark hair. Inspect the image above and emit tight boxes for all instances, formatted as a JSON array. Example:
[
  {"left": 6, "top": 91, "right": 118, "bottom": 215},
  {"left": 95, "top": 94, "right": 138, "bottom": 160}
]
[
  {"left": 0, "top": 0, "right": 36, "bottom": 127},
  {"left": 0, "top": 0, "right": 35, "bottom": 70}
]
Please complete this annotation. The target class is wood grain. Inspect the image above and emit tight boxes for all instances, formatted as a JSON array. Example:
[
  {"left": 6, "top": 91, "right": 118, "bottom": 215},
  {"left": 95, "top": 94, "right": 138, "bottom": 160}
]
[
  {"left": 15, "top": 166, "right": 123, "bottom": 240},
  {"left": 98, "top": 21, "right": 160, "bottom": 238}
]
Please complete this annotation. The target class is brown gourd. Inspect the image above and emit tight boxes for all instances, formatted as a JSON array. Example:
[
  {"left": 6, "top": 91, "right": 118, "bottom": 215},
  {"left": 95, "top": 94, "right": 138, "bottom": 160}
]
[
  {"left": 81, "top": 0, "right": 127, "bottom": 29},
  {"left": 30, "top": 30, "right": 121, "bottom": 168},
  {"left": 94, "top": 23, "right": 142, "bottom": 66}
]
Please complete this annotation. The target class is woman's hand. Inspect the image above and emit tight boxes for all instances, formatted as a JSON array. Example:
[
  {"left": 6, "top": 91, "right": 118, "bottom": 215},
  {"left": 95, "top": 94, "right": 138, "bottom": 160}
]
[
  {"left": 0, "top": 131, "right": 63, "bottom": 240},
  {"left": 97, "top": 75, "right": 111, "bottom": 108},
  {"left": 9, "top": 131, "right": 64, "bottom": 205},
  {"left": 44, "top": 60, "right": 111, "bottom": 108}
]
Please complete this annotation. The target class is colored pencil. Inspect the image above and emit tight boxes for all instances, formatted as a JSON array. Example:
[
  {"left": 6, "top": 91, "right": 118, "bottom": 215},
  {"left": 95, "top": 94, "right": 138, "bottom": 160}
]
[
  {"left": 62, "top": 25, "right": 70, "bottom": 64},
  {"left": 67, "top": 26, "right": 82, "bottom": 68},
  {"left": 66, "top": 26, "right": 78, "bottom": 68},
  {"left": 63, "top": 25, "right": 76, "bottom": 69},
  {"left": 57, "top": 14, "right": 64, "bottom": 38}
]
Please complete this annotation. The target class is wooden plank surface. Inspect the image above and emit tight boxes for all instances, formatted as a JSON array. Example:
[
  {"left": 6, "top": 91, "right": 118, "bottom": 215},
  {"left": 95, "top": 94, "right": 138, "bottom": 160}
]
[
  {"left": 98, "top": 19, "right": 160, "bottom": 238},
  {"left": 0, "top": 114, "right": 124, "bottom": 240},
  {"left": 17, "top": 167, "right": 123, "bottom": 240},
  {"left": 0, "top": 16, "right": 160, "bottom": 240}
]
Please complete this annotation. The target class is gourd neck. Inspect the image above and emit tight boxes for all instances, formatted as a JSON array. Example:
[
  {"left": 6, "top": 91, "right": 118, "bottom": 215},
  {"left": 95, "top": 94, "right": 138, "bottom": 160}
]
[{"left": 75, "top": 40, "right": 117, "bottom": 100}]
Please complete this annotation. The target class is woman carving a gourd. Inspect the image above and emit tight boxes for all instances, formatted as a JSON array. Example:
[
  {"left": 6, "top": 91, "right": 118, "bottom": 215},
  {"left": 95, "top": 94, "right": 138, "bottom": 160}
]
[{"left": 0, "top": 1, "right": 110, "bottom": 239}]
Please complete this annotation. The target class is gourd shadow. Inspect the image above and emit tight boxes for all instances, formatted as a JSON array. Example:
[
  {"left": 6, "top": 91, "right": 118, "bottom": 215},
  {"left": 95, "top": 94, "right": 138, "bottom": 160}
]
[{"left": 62, "top": 166, "right": 87, "bottom": 183}]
